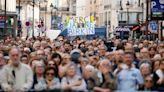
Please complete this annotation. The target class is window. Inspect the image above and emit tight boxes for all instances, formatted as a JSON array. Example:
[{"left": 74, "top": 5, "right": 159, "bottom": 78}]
[{"left": 129, "top": 12, "right": 138, "bottom": 24}]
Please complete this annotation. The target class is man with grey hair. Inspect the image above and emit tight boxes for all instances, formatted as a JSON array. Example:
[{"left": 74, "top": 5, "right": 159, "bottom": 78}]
[
  {"left": 1, "top": 47, "right": 33, "bottom": 91},
  {"left": 0, "top": 51, "right": 5, "bottom": 90},
  {"left": 94, "top": 59, "right": 117, "bottom": 92}
]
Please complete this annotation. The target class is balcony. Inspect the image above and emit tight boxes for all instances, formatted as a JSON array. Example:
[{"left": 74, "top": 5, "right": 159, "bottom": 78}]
[
  {"left": 104, "top": 5, "right": 111, "bottom": 10},
  {"left": 58, "top": 7, "right": 69, "bottom": 11}
]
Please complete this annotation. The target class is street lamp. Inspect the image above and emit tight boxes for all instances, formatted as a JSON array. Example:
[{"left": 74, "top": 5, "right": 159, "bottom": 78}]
[
  {"left": 4, "top": 0, "right": 7, "bottom": 38},
  {"left": 120, "top": 0, "right": 123, "bottom": 22},
  {"left": 50, "top": 3, "right": 53, "bottom": 29},
  {"left": 44, "top": 0, "right": 48, "bottom": 32},
  {"left": 52, "top": 5, "right": 57, "bottom": 29},
  {"left": 141, "top": 3, "right": 144, "bottom": 37},
  {"left": 38, "top": 0, "right": 42, "bottom": 36},
  {"left": 32, "top": 0, "right": 35, "bottom": 37},
  {"left": 126, "top": 1, "right": 130, "bottom": 25}
]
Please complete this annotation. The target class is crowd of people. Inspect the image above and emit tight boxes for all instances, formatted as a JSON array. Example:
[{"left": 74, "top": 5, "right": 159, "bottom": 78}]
[{"left": 0, "top": 36, "right": 163, "bottom": 92}]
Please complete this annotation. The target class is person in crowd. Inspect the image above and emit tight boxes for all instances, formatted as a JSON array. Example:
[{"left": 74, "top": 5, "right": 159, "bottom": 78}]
[
  {"left": 40, "top": 40, "right": 48, "bottom": 49},
  {"left": 159, "top": 49, "right": 164, "bottom": 58},
  {"left": 1, "top": 47, "right": 33, "bottom": 91},
  {"left": 140, "top": 47, "right": 150, "bottom": 60},
  {"left": 79, "top": 57, "right": 89, "bottom": 73},
  {"left": 83, "top": 65, "right": 100, "bottom": 91},
  {"left": 139, "top": 63, "right": 152, "bottom": 79},
  {"left": 98, "top": 45, "right": 107, "bottom": 60},
  {"left": 139, "top": 75, "right": 155, "bottom": 91},
  {"left": 152, "top": 54, "right": 162, "bottom": 72},
  {"left": 44, "top": 47, "right": 52, "bottom": 61},
  {"left": 112, "top": 50, "right": 124, "bottom": 71},
  {"left": 33, "top": 41, "right": 41, "bottom": 51},
  {"left": 153, "top": 58, "right": 164, "bottom": 91},
  {"left": 105, "top": 52, "right": 114, "bottom": 62},
  {"left": 20, "top": 54, "right": 29, "bottom": 64},
  {"left": 51, "top": 52, "right": 62, "bottom": 66},
  {"left": 47, "top": 60, "right": 59, "bottom": 77},
  {"left": 95, "top": 59, "right": 117, "bottom": 92},
  {"left": 124, "top": 43, "right": 134, "bottom": 53},
  {"left": 36, "top": 49, "right": 46, "bottom": 60},
  {"left": 61, "top": 63, "right": 86, "bottom": 91},
  {"left": 0, "top": 51, "right": 6, "bottom": 90},
  {"left": 44, "top": 67, "right": 61, "bottom": 90},
  {"left": 116, "top": 52, "right": 144, "bottom": 91},
  {"left": 58, "top": 53, "right": 72, "bottom": 77},
  {"left": 149, "top": 46, "right": 157, "bottom": 58},
  {"left": 32, "top": 62, "right": 46, "bottom": 90}
]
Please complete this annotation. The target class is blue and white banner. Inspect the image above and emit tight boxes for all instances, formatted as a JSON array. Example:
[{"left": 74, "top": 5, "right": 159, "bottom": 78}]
[
  {"left": 148, "top": 21, "right": 158, "bottom": 33},
  {"left": 66, "top": 16, "right": 95, "bottom": 36},
  {"left": 151, "top": 0, "right": 164, "bottom": 12}
]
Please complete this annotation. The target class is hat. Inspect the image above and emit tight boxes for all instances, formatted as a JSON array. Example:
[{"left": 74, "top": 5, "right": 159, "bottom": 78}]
[{"left": 70, "top": 49, "right": 81, "bottom": 55}]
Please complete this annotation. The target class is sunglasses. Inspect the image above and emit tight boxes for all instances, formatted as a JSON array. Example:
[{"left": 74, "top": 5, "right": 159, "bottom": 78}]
[
  {"left": 46, "top": 72, "right": 54, "bottom": 76},
  {"left": 48, "top": 64, "right": 55, "bottom": 66}
]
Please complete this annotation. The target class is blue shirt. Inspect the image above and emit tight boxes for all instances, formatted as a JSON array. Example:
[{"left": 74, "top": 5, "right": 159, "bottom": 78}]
[{"left": 117, "top": 67, "right": 144, "bottom": 91}]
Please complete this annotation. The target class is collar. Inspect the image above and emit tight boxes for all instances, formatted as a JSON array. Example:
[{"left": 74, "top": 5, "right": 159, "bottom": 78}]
[{"left": 9, "top": 62, "right": 22, "bottom": 70}]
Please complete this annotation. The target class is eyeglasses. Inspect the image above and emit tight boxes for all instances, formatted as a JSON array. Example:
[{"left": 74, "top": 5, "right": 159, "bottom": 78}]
[{"left": 46, "top": 72, "right": 54, "bottom": 76}]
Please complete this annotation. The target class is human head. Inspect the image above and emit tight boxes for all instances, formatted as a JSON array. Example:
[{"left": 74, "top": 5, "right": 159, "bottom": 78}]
[
  {"left": 105, "top": 52, "right": 114, "bottom": 61},
  {"left": 34, "top": 62, "right": 45, "bottom": 76},
  {"left": 33, "top": 41, "right": 41, "bottom": 51},
  {"left": 98, "top": 59, "right": 112, "bottom": 73},
  {"left": 9, "top": 47, "right": 21, "bottom": 67},
  {"left": 140, "top": 63, "right": 151, "bottom": 78},
  {"left": 62, "top": 53, "right": 71, "bottom": 64},
  {"left": 144, "top": 75, "right": 153, "bottom": 89},
  {"left": 98, "top": 45, "right": 107, "bottom": 56},
  {"left": 140, "top": 48, "right": 150, "bottom": 59},
  {"left": 20, "top": 54, "right": 29, "bottom": 64},
  {"left": 45, "top": 67, "right": 56, "bottom": 81},
  {"left": 51, "top": 52, "right": 62, "bottom": 65},
  {"left": 36, "top": 49, "right": 45, "bottom": 60},
  {"left": 124, "top": 43, "right": 134, "bottom": 53},
  {"left": 66, "top": 63, "right": 77, "bottom": 77},
  {"left": 123, "top": 52, "right": 134, "bottom": 67},
  {"left": 83, "top": 65, "right": 95, "bottom": 79},
  {"left": 47, "top": 60, "right": 56, "bottom": 68}
]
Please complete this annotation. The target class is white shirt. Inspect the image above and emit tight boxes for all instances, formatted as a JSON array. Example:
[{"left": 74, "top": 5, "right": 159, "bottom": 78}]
[
  {"left": 1, "top": 62, "right": 33, "bottom": 91},
  {"left": 117, "top": 67, "right": 144, "bottom": 91},
  {"left": 156, "top": 69, "right": 164, "bottom": 78}
]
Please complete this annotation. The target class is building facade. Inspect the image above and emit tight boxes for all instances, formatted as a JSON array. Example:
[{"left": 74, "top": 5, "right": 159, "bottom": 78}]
[
  {"left": 0, "top": 0, "right": 17, "bottom": 38},
  {"left": 95, "top": 0, "right": 146, "bottom": 39},
  {"left": 16, "top": 0, "right": 40, "bottom": 37}
]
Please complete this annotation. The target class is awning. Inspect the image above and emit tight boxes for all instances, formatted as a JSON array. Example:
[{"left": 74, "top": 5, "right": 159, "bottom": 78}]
[
  {"left": 132, "top": 25, "right": 140, "bottom": 31},
  {"left": 114, "top": 27, "right": 130, "bottom": 32}
]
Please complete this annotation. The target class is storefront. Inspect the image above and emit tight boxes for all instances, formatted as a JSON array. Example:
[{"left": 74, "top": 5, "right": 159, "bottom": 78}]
[
  {"left": 0, "top": 11, "right": 17, "bottom": 39},
  {"left": 114, "top": 26, "right": 131, "bottom": 40}
]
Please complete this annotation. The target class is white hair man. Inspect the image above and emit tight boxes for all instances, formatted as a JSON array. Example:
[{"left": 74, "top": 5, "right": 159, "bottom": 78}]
[{"left": 1, "top": 47, "right": 33, "bottom": 91}]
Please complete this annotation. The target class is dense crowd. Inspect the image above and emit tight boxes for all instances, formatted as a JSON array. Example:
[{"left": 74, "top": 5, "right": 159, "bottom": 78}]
[{"left": 0, "top": 36, "right": 164, "bottom": 92}]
